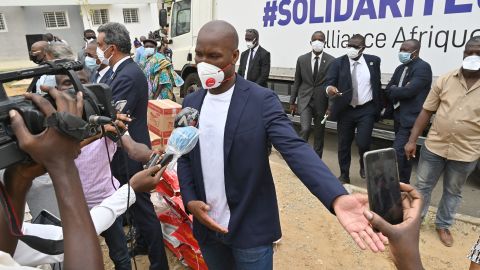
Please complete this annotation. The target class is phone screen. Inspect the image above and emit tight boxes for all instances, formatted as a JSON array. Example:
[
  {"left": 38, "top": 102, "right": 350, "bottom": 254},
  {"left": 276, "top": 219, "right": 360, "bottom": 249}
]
[
  {"left": 364, "top": 148, "right": 403, "bottom": 225},
  {"left": 33, "top": 210, "right": 62, "bottom": 227}
]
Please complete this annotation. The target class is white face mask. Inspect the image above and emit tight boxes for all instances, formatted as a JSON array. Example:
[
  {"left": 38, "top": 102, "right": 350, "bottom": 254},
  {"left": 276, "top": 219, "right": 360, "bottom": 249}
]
[
  {"left": 197, "top": 62, "right": 229, "bottom": 89},
  {"left": 246, "top": 39, "right": 256, "bottom": 49},
  {"left": 462, "top": 55, "right": 480, "bottom": 71},
  {"left": 97, "top": 45, "right": 113, "bottom": 66},
  {"left": 347, "top": 47, "right": 361, "bottom": 59},
  {"left": 311, "top": 40, "right": 324, "bottom": 53}
]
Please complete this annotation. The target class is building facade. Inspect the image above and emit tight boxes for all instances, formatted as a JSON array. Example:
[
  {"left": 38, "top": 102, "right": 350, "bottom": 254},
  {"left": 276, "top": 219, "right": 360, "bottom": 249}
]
[{"left": 0, "top": 0, "right": 160, "bottom": 69}]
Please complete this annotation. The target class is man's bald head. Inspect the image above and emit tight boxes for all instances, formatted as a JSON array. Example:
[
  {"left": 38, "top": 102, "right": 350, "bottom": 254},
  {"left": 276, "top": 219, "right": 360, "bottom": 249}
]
[
  {"left": 195, "top": 20, "right": 240, "bottom": 93},
  {"left": 198, "top": 20, "right": 239, "bottom": 50},
  {"left": 31, "top": 41, "right": 48, "bottom": 51}
]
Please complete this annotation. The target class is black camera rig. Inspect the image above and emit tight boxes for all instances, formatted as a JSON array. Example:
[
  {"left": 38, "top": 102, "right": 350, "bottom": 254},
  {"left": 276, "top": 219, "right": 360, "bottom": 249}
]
[{"left": 0, "top": 60, "right": 116, "bottom": 170}]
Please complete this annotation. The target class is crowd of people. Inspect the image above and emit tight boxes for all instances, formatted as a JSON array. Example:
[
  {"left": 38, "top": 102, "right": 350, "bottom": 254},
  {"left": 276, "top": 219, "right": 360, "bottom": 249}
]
[{"left": 0, "top": 18, "right": 479, "bottom": 270}]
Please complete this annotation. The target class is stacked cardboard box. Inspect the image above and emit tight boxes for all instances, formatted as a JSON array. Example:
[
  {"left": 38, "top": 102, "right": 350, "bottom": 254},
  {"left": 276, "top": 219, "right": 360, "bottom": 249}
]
[{"left": 147, "top": 99, "right": 182, "bottom": 150}]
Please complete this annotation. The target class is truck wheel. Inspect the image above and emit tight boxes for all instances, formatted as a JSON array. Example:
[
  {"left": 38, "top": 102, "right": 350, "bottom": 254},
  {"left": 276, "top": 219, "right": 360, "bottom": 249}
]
[{"left": 182, "top": 73, "right": 200, "bottom": 97}]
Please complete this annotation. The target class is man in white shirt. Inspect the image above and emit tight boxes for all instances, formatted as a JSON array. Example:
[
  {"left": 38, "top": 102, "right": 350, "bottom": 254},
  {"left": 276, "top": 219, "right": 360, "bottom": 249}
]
[{"left": 325, "top": 34, "right": 383, "bottom": 183}]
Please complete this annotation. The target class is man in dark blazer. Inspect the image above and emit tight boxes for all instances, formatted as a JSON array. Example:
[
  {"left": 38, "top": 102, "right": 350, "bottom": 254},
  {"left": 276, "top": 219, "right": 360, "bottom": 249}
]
[
  {"left": 97, "top": 22, "right": 169, "bottom": 270},
  {"left": 237, "top": 29, "right": 271, "bottom": 87},
  {"left": 290, "top": 31, "right": 335, "bottom": 158},
  {"left": 178, "top": 20, "right": 386, "bottom": 270},
  {"left": 324, "top": 34, "right": 383, "bottom": 183},
  {"left": 385, "top": 39, "right": 432, "bottom": 184}
]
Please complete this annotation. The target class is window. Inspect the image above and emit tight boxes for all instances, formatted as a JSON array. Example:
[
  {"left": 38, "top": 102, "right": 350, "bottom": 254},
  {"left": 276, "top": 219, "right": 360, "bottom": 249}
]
[
  {"left": 91, "top": 9, "right": 109, "bottom": 25},
  {"left": 171, "top": 0, "right": 191, "bottom": 37},
  {"left": 0, "top": 13, "right": 7, "bottom": 32},
  {"left": 43, "top": 11, "right": 69, "bottom": 29},
  {"left": 123, "top": 8, "right": 139, "bottom": 23}
]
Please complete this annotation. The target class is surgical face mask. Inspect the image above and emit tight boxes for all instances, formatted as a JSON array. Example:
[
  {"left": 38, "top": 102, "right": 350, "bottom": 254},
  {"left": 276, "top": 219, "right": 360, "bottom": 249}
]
[
  {"left": 197, "top": 62, "right": 231, "bottom": 89},
  {"left": 144, "top": 47, "right": 155, "bottom": 57},
  {"left": 311, "top": 40, "right": 324, "bottom": 53},
  {"left": 85, "top": 56, "right": 100, "bottom": 71},
  {"left": 97, "top": 45, "right": 113, "bottom": 65},
  {"left": 347, "top": 47, "right": 361, "bottom": 59},
  {"left": 398, "top": 50, "right": 416, "bottom": 64},
  {"left": 246, "top": 39, "right": 256, "bottom": 49},
  {"left": 462, "top": 55, "right": 480, "bottom": 71}
]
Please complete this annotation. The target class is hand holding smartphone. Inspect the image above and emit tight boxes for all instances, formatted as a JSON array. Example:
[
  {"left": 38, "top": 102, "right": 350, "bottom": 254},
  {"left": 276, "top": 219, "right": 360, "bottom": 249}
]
[{"left": 364, "top": 148, "right": 403, "bottom": 225}]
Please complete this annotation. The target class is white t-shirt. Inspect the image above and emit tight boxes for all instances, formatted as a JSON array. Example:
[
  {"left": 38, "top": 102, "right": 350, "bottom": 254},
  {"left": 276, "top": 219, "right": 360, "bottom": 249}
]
[{"left": 199, "top": 85, "right": 234, "bottom": 229}]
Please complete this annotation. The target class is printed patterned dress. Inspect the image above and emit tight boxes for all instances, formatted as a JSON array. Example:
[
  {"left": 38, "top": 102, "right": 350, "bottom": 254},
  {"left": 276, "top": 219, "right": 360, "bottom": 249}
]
[{"left": 140, "top": 52, "right": 184, "bottom": 100}]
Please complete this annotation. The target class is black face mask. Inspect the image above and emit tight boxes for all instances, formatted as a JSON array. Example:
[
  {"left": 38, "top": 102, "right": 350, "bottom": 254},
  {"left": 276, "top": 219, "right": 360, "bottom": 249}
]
[{"left": 30, "top": 54, "right": 45, "bottom": 64}]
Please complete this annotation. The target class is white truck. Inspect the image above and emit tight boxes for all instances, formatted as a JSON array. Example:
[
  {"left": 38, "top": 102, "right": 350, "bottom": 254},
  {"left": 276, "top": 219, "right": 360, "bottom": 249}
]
[{"left": 160, "top": 0, "right": 480, "bottom": 142}]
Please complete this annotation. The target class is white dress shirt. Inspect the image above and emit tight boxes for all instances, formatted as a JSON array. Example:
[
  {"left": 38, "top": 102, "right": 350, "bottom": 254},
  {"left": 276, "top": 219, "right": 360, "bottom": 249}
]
[
  {"left": 95, "top": 66, "right": 110, "bottom": 83},
  {"left": 112, "top": 56, "right": 131, "bottom": 73},
  {"left": 245, "top": 45, "right": 259, "bottom": 80},
  {"left": 349, "top": 55, "right": 373, "bottom": 105}
]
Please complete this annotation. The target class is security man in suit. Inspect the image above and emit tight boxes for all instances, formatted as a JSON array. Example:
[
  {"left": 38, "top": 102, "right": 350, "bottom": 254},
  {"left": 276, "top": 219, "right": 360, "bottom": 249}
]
[
  {"left": 325, "top": 34, "right": 383, "bottom": 183},
  {"left": 290, "top": 31, "right": 335, "bottom": 158},
  {"left": 385, "top": 39, "right": 432, "bottom": 183},
  {"left": 97, "top": 22, "right": 169, "bottom": 270},
  {"left": 237, "top": 29, "right": 271, "bottom": 88}
]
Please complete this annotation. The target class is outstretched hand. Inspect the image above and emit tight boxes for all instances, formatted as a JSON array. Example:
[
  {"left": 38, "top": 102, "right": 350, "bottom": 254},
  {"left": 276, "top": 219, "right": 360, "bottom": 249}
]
[
  {"left": 333, "top": 194, "right": 387, "bottom": 252},
  {"left": 363, "top": 183, "right": 424, "bottom": 269}
]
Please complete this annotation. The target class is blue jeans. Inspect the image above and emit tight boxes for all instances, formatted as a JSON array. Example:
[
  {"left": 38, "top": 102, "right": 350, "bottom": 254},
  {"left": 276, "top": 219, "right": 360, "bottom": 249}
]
[
  {"left": 100, "top": 217, "right": 131, "bottom": 270},
  {"left": 200, "top": 233, "right": 273, "bottom": 270},
  {"left": 415, "top": 146, "right": 477, "bottom": 229}
]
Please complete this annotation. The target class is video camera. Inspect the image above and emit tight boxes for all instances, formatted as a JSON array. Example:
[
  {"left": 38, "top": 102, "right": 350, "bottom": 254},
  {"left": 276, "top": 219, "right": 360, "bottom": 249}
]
[{"left": 0, "top": 60, "right": 116, "bottom": 170}]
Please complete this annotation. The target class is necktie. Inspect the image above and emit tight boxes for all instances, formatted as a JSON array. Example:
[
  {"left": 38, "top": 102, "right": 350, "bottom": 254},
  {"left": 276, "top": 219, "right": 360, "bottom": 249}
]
[
  {"left": 351, "top": 61, "right": 359, "bottom": 107},
  {"left": 394, "top": 66, "right": 409, "bottom": 109},
  {"left": 246, "top": 49, "right": 254, "bottom": 80},
  {"left": 313, "top": 56, "right": 319, "bottom": 83},
  {"left": 93, "top": 72, "right": 100, "bottom": 83}
]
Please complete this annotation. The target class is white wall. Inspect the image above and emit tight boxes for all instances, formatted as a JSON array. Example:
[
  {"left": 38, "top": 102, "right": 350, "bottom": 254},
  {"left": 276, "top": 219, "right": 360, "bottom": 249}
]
[{"left": 80, "top": 3, "right": 160, "bottom": 53}]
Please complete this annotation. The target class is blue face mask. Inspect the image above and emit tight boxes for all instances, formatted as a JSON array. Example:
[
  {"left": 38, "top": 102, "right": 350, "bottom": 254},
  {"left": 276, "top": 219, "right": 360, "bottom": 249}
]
[
  {"left": 144, "top": 47, "right": 155, "bottom": 57},
  {"left": 398, "top": 50, "right": 416, "bottom": 64},
  {"left": 85, "top": 56, "right": 100, "bottom": 71}
]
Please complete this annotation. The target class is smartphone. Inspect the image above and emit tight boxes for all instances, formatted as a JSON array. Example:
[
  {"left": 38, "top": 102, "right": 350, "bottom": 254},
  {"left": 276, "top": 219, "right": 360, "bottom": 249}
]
[
  {"left": 364, "top": 148, "right": 403, "bottom": 225},
  {"left": 115, "top": 100, "right": 127, "bottom": 113},
  {"left": 33, "top": 210, "right": 61, "bottom": 227}
]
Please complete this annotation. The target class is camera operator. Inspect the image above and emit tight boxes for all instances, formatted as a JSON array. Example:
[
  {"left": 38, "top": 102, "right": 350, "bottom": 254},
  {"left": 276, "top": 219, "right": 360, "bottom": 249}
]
[
  {"left": 0, "top": 87, "right": 103, "bottom": 269},
  {"left": 55, "top": 69, "right": 156, "bottom": 270}
]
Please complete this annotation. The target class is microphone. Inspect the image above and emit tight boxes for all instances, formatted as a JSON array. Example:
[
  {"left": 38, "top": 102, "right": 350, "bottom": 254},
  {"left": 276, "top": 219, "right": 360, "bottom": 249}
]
[
  {"left": 88, "top": 115, "right": 112, "bottom": 125},
  {"left": 174, "top": 107, "right": 199, "bottom": 128},
  {"left": 145, "top": 126, "right": 200, "bottom": 170}
]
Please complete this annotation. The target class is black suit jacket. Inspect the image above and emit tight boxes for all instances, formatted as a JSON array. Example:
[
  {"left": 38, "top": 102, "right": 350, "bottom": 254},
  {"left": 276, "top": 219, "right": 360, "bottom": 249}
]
[
  {"left": 107, "top": 58, "right": 150, "bottom": 180},
  {"left": 385, "top": 58, "right": 432, "bottom": 128},
  {"left": 178, "top": 76, "right": 348, "bottom": 248},
  {"left": 237, "top": 46, "right": 271, "bottom": 87},
  {"left": 290, "top": 52, "right": 335, "bottom": 115},
  {"left": 323, "top": 54, "right": 383, "bottom": 121}
]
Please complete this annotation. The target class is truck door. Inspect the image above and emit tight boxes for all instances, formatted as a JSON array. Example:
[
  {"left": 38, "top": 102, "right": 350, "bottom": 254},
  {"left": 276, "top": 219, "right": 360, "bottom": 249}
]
[{"left": 170, "top": 0, "right": 193, "bottom": 71}]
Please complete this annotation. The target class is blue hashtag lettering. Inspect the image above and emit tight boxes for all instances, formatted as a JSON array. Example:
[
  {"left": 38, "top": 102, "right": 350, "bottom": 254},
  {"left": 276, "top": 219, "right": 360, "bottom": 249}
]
[{"left": 263, "top": 0, "right": 278, "bottom": 27}]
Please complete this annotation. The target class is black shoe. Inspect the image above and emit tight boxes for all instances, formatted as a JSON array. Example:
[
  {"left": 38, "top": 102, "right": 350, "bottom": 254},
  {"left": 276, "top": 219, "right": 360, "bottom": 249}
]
[
  {"left": 338, "top": 174, "right": 350, "bottom": 184},
  {"left": 360, "top": 168, "right": 366, "bottom": 179}
]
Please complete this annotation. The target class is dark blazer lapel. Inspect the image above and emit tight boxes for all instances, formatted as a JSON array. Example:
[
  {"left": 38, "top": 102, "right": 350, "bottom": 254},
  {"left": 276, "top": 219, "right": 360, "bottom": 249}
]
[
  {"left": 315, "top": 53, "right": 328, "bottom": 84},
  {"left": 342, "top": 55, "right": 353, "bottom": 89},
  {"left": 224, "top": 76, "right": 251, "bottom": 160},
  {"left": 305, "top": 53, "right": 313, "bottom": 84},
  {"left": 110, "top": 57, "right": 133, "bottom": 82}
]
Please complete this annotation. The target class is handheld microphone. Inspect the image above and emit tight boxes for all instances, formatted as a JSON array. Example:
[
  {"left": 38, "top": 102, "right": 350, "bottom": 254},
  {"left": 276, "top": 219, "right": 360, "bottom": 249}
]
[
  {"left": 88, "top": 115, "right": 112, "bottom": 125},
  {"left": 147, "top": 126, "right": 199, "bottom": 170},
  {"left": 174, "top": 107, "right": 199, "bottom": 128}
]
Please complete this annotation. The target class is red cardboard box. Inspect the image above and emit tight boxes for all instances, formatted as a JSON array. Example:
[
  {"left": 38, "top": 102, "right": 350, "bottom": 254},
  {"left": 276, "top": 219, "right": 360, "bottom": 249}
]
[{"left": 147, "top": 99, "right": 181, "bottom": 137}]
